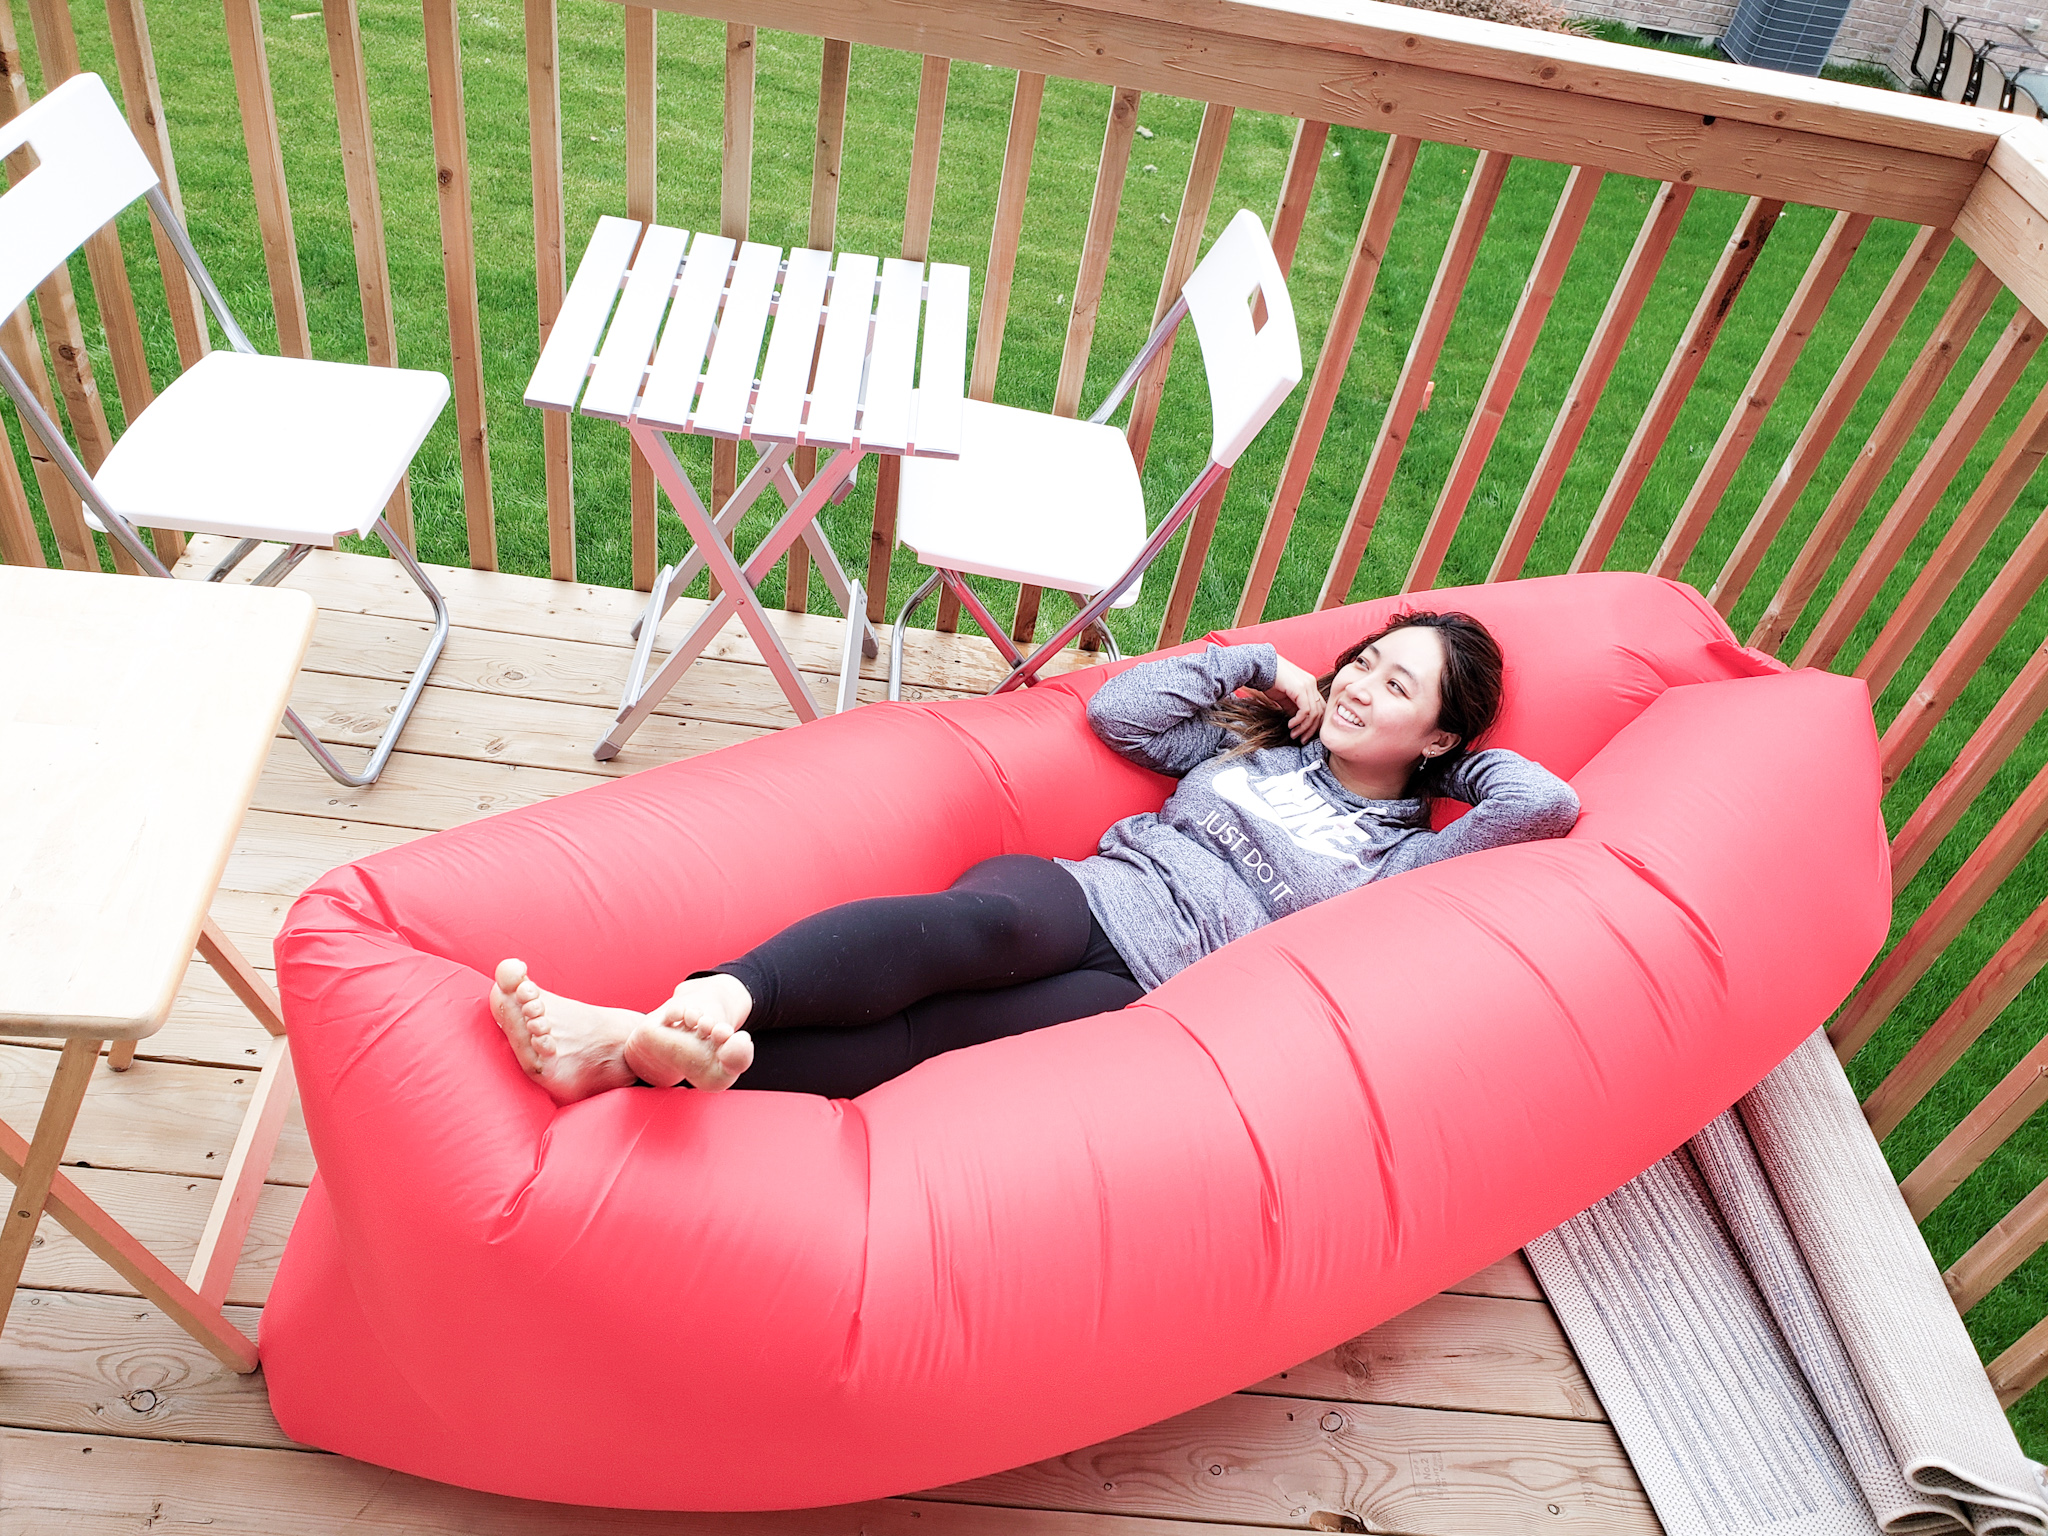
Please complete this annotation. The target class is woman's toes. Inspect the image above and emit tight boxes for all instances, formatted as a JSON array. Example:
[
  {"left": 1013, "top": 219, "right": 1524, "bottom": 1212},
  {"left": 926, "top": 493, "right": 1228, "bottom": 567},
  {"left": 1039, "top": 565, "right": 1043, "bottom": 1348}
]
[{"left": 494, "top": 958, "right": 527, "bottom": 994}]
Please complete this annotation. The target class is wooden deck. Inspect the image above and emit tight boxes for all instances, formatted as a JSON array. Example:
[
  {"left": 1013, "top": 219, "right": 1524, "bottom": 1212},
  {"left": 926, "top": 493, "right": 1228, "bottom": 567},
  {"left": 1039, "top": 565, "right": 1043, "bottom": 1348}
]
[{"left": 0, "top": 537, "right": 1656, "bottom": 1536}]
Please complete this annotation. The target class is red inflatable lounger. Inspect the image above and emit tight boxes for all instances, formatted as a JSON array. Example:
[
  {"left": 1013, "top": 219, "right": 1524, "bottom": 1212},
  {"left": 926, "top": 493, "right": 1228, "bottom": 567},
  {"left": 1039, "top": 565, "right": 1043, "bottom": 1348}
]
[{"left": 263, "top": 571, "right": 1891, "bottom": 1510}]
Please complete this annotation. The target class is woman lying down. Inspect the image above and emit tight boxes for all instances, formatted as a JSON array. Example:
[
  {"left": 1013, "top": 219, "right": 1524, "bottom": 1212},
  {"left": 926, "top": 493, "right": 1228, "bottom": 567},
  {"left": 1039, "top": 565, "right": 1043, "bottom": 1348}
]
[{"left": 487, "top": 610, "right": 1580, "bottom": 1103}]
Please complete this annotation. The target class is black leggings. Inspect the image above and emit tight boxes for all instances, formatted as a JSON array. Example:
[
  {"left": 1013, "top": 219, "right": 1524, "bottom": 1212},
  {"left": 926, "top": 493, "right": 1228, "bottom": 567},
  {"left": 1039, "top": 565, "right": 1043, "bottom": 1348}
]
[{"left": 697, "top": 854, "right": 1142, "bottom": 1098}]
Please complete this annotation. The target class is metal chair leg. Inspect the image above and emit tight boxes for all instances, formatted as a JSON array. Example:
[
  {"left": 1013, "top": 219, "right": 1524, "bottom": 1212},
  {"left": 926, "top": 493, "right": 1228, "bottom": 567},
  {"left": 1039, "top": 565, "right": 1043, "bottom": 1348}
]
[
  {"left": 282, "top": 517, "right": 450, "bottom": 788},
  {"left": 888, "top": 570, "right": 943, "bottom": 702},
  {"left": 206, "top": 537, "right": 261, "bottom": 583}
]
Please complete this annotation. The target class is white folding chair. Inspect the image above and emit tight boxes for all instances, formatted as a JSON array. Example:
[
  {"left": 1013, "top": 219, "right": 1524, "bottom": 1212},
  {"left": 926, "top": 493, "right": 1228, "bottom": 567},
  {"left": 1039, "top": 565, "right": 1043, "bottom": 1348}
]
[
  {"left": 889, "top": 208, "right": 1303, "bottom": 697},
  {"left": 0, "top": 72, "right": 450, "bottom": 787}
]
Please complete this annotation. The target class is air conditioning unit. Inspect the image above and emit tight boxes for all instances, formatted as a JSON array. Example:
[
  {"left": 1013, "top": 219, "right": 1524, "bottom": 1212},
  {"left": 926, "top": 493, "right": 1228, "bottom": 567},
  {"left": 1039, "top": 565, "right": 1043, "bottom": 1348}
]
[{"left": 1718, "top": 0, "right": 1852, "bottom": 74}]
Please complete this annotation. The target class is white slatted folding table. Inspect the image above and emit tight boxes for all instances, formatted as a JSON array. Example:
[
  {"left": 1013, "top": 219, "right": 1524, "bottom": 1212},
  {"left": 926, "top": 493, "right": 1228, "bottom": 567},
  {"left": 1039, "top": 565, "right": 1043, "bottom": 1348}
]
[
  {"left": 0, "top": 565, "right": 316, "bottom": 1373},
  {"left": 525, "top": 217, "right": 970, "bottom": 758}
]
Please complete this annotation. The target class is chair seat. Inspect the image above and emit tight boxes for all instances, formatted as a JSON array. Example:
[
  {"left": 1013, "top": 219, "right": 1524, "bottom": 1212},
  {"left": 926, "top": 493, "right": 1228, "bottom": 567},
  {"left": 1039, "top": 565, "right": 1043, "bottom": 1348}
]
[
  {"left": 897, "top": 399, "right": 1146, "bottom": 608},
  {"left": 91, "top": 351, "right": 449, "bottom": 544}
]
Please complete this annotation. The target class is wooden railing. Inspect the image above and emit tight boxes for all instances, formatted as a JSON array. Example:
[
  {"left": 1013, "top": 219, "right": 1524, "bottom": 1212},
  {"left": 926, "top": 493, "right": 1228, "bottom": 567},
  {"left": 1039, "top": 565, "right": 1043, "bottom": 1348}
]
[{"left": 0, "top": 0, "right": 2044, "bottom": 1430}]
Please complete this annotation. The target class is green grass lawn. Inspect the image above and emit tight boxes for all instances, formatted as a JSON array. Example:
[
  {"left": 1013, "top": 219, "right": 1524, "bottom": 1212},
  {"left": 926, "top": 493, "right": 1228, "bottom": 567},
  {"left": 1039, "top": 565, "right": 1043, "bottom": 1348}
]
[{"left": 5, "top": 0, "right": 2044, "bottom": 1453}]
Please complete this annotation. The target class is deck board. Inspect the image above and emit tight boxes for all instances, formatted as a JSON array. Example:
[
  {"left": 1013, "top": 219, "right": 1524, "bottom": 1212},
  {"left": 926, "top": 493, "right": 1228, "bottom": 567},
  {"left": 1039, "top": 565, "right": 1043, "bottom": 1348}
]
[{"left": 0, "top": 543, "right": 1657, "bottom": 1535}]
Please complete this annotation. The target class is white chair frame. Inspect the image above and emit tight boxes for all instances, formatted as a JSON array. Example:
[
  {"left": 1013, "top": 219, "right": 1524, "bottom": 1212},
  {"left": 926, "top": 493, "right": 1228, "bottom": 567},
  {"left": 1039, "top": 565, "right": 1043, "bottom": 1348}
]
[
  {"left": 886, "top": 209, "right": 1302, "bottom": 700},
  {"left": 0, "top": 73, "right": 448, "bottom": 788}
]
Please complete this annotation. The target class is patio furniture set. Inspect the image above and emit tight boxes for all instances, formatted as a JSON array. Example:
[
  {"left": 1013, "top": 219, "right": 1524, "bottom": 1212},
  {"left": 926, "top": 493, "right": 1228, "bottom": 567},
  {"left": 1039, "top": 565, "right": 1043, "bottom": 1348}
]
[
  {"left": 0, "top": 70, "right": 1302, "bottom": 1375},
  {"left": 1912, "top": 5, "right": 2048, "bottom": 112}
]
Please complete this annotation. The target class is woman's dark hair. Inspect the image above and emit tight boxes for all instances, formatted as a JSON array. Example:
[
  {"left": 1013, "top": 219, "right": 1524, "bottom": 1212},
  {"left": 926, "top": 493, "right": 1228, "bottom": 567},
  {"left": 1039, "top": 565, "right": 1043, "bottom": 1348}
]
[{"left": 1205, "top": 610, "right": 1506, "bottom": 799}]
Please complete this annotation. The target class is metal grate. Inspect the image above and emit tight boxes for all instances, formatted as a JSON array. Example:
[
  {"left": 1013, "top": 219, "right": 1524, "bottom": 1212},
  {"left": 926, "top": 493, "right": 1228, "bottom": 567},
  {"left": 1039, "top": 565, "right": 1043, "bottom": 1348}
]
[{"left": 1718, "top": 0, "right": 1853, "bottom": 76}]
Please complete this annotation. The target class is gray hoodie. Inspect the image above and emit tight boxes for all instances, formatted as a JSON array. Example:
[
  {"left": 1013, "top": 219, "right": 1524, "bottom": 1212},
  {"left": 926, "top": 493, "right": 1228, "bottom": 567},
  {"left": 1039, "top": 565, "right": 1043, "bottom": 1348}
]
[{"left": 1056, "top": 642, "right": 1582, "bottom": 991}]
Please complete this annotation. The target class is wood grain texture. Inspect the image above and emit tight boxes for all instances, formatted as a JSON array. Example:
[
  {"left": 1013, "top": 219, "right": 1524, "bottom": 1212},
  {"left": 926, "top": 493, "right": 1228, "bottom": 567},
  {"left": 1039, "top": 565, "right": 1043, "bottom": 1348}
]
[
  {"left": 1320, "top": 148, "right": 1511, "bottom": 609},
  {"left": 938, "top": 1390, "right": 1653, "bottom": 1534},
  {"left": 22, "top": 0, "right": 154, "bottom": 435},
  {"left": 220, "top": 0, "right": 309, "bottom": 360},
  {"left": 423, "top": 0, "right": 496, "bottom": 569},
  {"left": 171, "top": 534, "right": 1092, "bottom": 695},
  {"left": 0, "top": 303, "right": 102, "bottom": 570},
  {"left": 14, "top": 1166, "right": 301, "bottom": 1309},
  {"left": 527, "top": 0, "right": 576, "bottom": 579},
  {"left": 1248, "top": 1292, "right": 1604, "bottom": 1421},
  {"left": 1123, "top": 99, "right": 1233, "bottom": 472},
  {"left": 1856, "top": 376, "right": 2048, "bottom": 699},
  {"left": 1947, "top": 1170, "right": 2048, "bottom": 1312},
  {"left": 1236, "top": 136, "right": 1417, "bottom": 625},
  {"left": 864, "top": 54, "right": 953, "bottom": 620},
  {"left": 1794, "top": 303, "right": 2041, "bottom": 672},
  {"left": 0, "top": 1045, "right": 313, "bottom": 1188},
  {"left": 0, "top": 404, "right": 40, "bottom": 566},
  {"left": 323, "top": 0, "right": 412, "bottom": 549},
  {"left": 103, "top": 0, "right": 208, "bottom": 377},
  {"left": 1413, "top": 164, "right": 1601, "bottom": 592},
  {"left": 1831, "top": 753, "right": 2048, "bottom": 1062},
  {"left": 1571, "top": 195, "right": 1782, "bottom": 577},
  {"left": 0, "top": 1288, "right": 284, "bottom": 1445},
  {"left": 1710, "top": 226, "right": 1950, "bottom": 617},
  {"left": 1900, "top": 1029, "right": 2048, "bottom": 1220},
  {"left": 626, "top": 2, "right": 658, "bottom": 592},
  {"left": 970, "top": 69, "right": 1046, "bottom": 406},
  {"left": 1656, "top": 209, "right": 1870, "bottom": 584},
  {"left": 1989, "top": 1312, "right": 2048, "bottom": 1406},
  {"left": 1491, "top": 182, "right": 1693, "bottom": 583},
  {"left": 1889, "top": 649, "right": 2048, "bottom": 894},
  {"left": 626, "top": 0, "right": 1984, "bottom": 223},
  {"left": 0, "top": 1429, "right": 1300, "bottom": 1536},
  {"left": 1268, "top": 118, "right": 1329, "bottom": 277},
  {"left": 1863, "top": 888, "right": 2048, "bottom": 1140},
  {"left": 1748, "top": 258, "right": 2002, "bottom": 657},
  {"left": 1056, "top": 82, "right": 1144, "bottom": 418}
]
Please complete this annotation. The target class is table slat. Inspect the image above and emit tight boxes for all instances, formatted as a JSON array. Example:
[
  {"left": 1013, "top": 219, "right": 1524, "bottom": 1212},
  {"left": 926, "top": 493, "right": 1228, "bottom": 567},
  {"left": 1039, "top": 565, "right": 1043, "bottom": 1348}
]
[
  {"left": 693, "top": 242, "right": 783, "bottom": 438},
  {"left": 580, "top": 224, "right": 691, "bottom": 422},
  {"left": 752, "top": 247, "right": 833, "bottom": 443},
  {"left": 523, "top": 215, "right": 642, "bottom": 412},
  {"left": 636, "top": 232, "right": 736, "bottom": 433},
  {"left": 860, "top": 259, "right": 925, "bottom": 454},
  {"left": 912, "top": 261, "right": 970, "bottom": 458},
  {"left": 807, "top": 254, "right": 879, "bottom": 450}
]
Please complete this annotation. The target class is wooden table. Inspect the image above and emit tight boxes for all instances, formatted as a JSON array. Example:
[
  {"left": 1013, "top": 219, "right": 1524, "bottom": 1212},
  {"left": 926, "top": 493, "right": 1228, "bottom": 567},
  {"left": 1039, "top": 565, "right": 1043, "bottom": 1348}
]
[
  {"left": 524, "top": 217, "right": 970, "bottom": 756},
  {"left": 0, "top": 565, "right": 316, "bottom": 1371}
]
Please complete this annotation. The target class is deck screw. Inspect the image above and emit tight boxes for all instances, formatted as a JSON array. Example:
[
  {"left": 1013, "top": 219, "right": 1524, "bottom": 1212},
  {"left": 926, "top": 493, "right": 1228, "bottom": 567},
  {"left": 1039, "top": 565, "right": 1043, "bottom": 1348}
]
[
  {"left": 1320, "top": 1410, "right": 1344, "bottom": 1431},
  {"left": 1548, "top": 1505, "right": 1561, "bottom": 1515},
  {"left": 1210, "top": 1464, "right": 1223, "bottom": 1475}
]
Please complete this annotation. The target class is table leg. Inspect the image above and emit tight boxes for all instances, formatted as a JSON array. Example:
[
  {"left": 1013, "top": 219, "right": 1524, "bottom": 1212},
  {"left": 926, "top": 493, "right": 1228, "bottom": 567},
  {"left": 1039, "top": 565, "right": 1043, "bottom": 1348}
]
[
  {"left": 631, "top": 442, "right": 793, "bottom": 642},
  {"left": 0, "top": 1038, "right": 101, "bottom": 1319},
  {"left": 769, "top": 458, "right": 880, "bottom": 659},
  {"left": 197, "top": 915, "right": 286, "bottom": 1037},
  {"left": 599, "top": 432, "right": 860, "bottom": 756},
  {"left": 186, "top": 1033, "right": 294, "bottom": 1309},
  {"left": 0, "top": 1113, "right": 258, "bottom": 1371}
]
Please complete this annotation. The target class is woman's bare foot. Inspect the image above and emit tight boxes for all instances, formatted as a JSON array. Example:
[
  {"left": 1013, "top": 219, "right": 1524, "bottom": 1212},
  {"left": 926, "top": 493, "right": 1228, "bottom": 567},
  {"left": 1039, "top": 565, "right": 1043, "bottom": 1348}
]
[
  {"left": 625, "top": 974, "right": 757, "bottom": 1090},
  {"left": 490, "top": 959, "right": 643, "bottom": 1104}
]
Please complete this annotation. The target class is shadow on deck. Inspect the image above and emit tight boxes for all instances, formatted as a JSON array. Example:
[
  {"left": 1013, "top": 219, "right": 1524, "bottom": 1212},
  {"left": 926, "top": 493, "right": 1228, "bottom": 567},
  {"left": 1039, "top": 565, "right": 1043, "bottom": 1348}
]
[{"left": 0, "top": 537, "right": 1654, "bottom": 1535}]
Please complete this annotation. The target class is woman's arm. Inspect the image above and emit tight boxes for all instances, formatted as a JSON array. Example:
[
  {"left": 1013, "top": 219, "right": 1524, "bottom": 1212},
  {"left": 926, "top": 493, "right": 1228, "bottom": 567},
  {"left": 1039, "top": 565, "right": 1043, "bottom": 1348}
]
[
  {"left": 1389, "top": 748, "right": 1581, "bottom": 874},
  {"left": 1086, "top": 642, "right": 1280, "bottom": 777}
]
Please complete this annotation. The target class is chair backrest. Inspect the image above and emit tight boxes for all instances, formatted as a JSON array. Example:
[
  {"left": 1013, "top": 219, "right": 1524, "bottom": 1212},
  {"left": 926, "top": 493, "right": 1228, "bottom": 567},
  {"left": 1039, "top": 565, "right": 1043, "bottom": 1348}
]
[
  {"left": 0, "top": 73, "right": 158, "bottom": 321},
  {"left": 1913, "top": 6, "right": 1944, "bottom": 81},
  {"left": 1179, "top": 209, "right": 1303, "bottom": 468},
  {"left": 1943, "top": 38, "right": 1979, "bottom": 101},
  {"left": 1981, "top": 56, "right": 2011, "bottom": 110},
  {"left": 1929, "top": 27, "right": 1958, "bottom": 95},
  {"left": 2015, "top": 78, "right": 2047, "bottom": 118}
]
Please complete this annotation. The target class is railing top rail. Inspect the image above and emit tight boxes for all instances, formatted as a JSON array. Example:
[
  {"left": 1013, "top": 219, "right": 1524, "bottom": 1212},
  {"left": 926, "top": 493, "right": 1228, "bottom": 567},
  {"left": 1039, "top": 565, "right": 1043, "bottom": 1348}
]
[{"left": 620, "top": 0, "right": 2013, "bottom": 222}]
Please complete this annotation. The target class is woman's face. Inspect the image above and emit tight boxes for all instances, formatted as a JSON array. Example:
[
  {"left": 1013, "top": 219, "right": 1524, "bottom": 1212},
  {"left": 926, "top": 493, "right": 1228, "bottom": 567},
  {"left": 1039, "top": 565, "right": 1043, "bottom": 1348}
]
[{"left": 1317, "top": 627, "right": 1457, "bottom": 789}]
